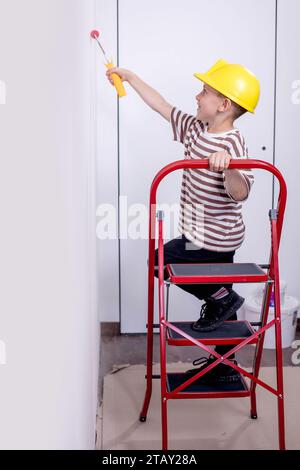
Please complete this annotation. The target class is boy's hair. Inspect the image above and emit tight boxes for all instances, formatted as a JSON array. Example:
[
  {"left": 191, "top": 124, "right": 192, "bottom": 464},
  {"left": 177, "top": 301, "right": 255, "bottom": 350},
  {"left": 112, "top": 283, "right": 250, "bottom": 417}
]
[
  {"left": 231, "top": 101, "right": 248, "bottom": 120},
  {"left": 217, "top": 90, "right": 247, "bottom": 120}
]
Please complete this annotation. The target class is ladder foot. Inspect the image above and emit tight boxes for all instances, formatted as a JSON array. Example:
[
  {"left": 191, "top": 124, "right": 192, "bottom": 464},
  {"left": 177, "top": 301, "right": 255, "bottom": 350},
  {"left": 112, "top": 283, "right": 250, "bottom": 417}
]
[
  {"left": 140, "top": 416, "right": 147, "bottom": 422},
  {"left": 251, "top": 413, "right": 258, "bottom": 420}
]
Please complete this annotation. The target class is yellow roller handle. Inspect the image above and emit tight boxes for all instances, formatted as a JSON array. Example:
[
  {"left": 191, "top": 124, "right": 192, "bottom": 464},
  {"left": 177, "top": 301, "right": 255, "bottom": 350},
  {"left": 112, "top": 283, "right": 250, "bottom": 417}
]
[{"left": 105, "top": 61, "right": 127, "bottom": 98}]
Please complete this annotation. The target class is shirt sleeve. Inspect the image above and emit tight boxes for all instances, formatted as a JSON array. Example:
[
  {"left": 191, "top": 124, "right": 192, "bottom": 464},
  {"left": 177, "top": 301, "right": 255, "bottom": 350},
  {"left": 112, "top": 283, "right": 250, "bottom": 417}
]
[
  {"left": 223, "top": 134, "right": 255, "bottom": 202},
  {"left": 170, "top": 106, "right": 200, "bottom": 144}
]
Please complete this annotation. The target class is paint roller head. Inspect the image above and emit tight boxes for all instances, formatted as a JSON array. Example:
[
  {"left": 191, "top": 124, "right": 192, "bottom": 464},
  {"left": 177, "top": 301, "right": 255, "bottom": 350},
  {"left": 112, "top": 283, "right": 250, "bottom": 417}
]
[
  {"left": 90, "top": 30, "right": 100, "bottom": 39},
  {"left": 90, "top": 29, "right": 108, "bottom": 62}
]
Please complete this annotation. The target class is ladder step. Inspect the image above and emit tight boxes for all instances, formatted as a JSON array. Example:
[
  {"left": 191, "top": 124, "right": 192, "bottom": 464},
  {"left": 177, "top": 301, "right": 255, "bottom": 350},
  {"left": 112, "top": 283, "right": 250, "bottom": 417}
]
[
  {"left": 166, "top": 372, "right": 249, "bottom": 398},
  {"left": 167, "top": 321, "right": 257, "bottom": 346},
  {"left": 167, "top": 262, "right": 269, "bottom": 284}
]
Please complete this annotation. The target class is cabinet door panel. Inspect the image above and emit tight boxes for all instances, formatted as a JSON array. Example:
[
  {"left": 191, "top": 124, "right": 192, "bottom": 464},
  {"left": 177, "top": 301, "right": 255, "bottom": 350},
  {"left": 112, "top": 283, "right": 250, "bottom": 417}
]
[
  {"left": 119, "top": 0, "right": 276, "bottom": 332},
  {"left": 274, "top": 0, "right": 300, "bottom": 301}
]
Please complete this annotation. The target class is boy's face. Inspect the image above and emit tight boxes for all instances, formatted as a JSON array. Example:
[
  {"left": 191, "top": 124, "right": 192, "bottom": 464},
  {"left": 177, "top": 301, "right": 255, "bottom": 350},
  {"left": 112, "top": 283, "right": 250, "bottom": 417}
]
[{"left": 196, "top": 84, "right": 227, "bottom": 122}]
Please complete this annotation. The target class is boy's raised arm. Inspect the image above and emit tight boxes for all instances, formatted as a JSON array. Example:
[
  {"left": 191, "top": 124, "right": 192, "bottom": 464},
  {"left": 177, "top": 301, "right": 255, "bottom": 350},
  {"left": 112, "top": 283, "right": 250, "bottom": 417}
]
[{"left": 106, "top": 67, "right": 173, "bottom": 122}]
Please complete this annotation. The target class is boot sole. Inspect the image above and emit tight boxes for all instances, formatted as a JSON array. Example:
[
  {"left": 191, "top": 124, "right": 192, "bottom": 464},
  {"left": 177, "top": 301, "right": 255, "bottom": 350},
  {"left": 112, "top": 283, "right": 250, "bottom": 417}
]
[{"left": 192, "top": 296, "right": 245, "bottom": 332}]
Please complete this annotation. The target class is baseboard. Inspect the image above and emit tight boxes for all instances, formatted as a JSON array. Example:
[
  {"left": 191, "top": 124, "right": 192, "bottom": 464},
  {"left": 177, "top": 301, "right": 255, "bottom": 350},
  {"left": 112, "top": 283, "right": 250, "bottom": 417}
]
[{"left": 101, "top": 322, "right": 120, "bottom": 337}]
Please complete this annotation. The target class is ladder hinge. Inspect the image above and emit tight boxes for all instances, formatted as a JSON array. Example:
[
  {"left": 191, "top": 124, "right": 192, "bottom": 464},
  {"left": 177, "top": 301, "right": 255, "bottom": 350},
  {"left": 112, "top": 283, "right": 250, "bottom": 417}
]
[
  {"left": 269, "top": 209, "right": 278, "bottom": 220},
  {"left": 157, "top": 210, "right": 164, "bottom": 220}
]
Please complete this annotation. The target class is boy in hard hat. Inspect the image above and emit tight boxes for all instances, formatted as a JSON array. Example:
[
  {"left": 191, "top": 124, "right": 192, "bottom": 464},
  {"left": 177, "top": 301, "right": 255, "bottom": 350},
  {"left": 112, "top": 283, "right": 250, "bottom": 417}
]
[{"left": 106, "top": 60, "right": 260, "bottom": 383}]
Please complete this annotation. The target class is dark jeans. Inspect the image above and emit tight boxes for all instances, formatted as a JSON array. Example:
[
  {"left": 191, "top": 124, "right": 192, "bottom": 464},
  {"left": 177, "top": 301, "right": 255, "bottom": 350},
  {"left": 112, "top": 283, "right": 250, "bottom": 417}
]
[
  {"left": 154, "top": 234, "right": 237, "bottom": 358},
  {"left": 154, "top": 234, "right": 236, "bottom": 299}
]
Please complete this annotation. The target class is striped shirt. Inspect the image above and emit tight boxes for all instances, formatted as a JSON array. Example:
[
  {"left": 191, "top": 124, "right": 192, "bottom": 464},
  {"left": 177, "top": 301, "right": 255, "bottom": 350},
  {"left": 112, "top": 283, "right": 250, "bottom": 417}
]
[{"left": 171, "top": 107, "right": 254, "bottom": 252}]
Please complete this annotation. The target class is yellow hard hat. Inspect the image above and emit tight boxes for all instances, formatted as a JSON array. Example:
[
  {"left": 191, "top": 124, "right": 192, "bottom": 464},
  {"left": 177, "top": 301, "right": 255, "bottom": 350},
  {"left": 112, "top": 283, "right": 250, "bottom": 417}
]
[{"left": 194, "top": 59, "right": 260, "bottom": 113}]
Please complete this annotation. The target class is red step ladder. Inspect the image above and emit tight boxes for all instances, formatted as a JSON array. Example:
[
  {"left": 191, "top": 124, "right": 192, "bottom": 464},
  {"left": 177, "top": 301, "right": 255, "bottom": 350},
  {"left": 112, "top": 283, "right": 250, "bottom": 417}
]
[{"left": 139, "top": 159, "right": 287, "bottom": 450}]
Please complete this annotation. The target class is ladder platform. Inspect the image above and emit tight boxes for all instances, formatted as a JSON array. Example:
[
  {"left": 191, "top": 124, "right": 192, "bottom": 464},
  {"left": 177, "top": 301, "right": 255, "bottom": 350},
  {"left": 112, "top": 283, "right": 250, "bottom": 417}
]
[
  {"left": 166, "top": 372, "right": 249, "bottom": 398},
  {"left": 167, "top": 262, "right": 269, "bottom": 284},
  {"left": 167, "top": 321, "right": 257, "bottom": 346}
]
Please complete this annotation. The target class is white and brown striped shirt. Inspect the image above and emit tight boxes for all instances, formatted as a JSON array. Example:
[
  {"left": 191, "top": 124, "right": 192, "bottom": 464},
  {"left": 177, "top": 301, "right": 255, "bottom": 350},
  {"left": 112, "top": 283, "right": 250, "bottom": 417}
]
[{"left": 171, "top": 107, "right": 254, "bottom": 252}]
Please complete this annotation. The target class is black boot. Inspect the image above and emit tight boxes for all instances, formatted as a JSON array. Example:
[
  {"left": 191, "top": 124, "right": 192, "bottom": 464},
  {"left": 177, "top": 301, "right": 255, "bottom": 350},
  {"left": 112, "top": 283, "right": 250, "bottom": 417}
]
[
  {"left": 192, "top": 290, "right": 244, "bottom": 332},
  {"left": 185, "top": 355, "right": 240, "bottom": 383}
]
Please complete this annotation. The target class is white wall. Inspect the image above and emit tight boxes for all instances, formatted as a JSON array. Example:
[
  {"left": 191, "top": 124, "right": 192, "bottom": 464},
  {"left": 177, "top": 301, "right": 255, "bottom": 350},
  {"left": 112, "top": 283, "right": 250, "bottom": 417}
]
[{"left": 0, "top": 0, "right": 99, "bottom": 449}]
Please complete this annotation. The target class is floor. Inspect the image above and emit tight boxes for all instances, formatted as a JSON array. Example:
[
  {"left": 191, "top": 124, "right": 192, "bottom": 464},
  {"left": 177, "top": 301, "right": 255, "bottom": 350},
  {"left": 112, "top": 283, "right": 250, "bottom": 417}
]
[
  {"left": 97, "top": 326, "right": 300, "bottom": 450},
  {"left": 96, "top": 364, "right": 300, "bottom": 450}
]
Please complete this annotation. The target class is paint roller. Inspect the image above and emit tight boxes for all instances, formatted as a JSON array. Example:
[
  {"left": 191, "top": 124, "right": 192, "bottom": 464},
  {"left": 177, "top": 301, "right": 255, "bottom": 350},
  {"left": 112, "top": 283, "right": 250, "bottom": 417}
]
[{"left": 90, "top": 30, "right": 126, "bottom": 98}]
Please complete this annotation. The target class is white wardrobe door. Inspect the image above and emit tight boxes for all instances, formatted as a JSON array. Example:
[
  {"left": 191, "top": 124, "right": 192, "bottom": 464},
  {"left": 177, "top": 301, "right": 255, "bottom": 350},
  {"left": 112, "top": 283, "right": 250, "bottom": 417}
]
[
  {"left": 119, "top": 0, "right": 276, "bottom": 333},
  {"left": 275, "top": 0, "right": 300, "bottom": 300}
]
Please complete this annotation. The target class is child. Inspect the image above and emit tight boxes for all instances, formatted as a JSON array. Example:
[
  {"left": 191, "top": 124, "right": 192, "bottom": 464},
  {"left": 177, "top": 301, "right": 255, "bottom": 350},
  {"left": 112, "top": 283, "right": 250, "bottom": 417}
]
[{"left": 106, "top": 59, "right": 260, "bottom": 382}]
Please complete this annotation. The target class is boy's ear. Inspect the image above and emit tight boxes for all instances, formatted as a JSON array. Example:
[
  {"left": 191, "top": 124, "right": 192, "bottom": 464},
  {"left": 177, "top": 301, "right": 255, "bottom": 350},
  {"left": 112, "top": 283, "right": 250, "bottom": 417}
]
[{"left": 219, "top": 98, "right": 232, "bottom": 113}]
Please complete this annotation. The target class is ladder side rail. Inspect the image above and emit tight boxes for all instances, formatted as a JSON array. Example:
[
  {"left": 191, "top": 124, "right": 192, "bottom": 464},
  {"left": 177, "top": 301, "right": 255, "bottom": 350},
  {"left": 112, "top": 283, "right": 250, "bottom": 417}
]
[
  {"left": 157, "top": 212, "right": 168, "bottom": 450},
  {"left": 271, "top": 214, "right": 286, "bottom": 450}
]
